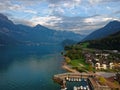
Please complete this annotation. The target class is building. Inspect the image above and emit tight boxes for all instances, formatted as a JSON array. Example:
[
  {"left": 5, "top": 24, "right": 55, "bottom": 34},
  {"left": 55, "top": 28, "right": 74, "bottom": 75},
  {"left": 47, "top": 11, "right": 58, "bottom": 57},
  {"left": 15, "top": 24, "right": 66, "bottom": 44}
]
[
  {"left": 95, "top": 63, "right": 107, "bottom": 70},
  {"left": 95, "top": 61, "right": 114, "bottom": 70}
]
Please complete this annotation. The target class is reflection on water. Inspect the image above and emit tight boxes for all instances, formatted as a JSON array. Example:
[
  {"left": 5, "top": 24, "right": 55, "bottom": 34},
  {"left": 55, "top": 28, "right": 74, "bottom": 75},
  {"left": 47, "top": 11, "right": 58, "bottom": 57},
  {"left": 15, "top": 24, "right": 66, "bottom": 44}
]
[{"left": 0, "top": 45, "right": 65, "bottom": 90}]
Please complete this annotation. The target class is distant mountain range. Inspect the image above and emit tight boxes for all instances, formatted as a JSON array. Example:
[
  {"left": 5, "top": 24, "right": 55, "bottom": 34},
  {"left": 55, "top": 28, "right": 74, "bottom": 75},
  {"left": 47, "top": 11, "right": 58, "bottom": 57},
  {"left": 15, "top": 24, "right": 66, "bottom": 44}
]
[
  {"left": 82, "top": 20, "right": 120, "bottom": 41},
  {"left": 0, "top": 13, "right": 85, "bottom": 46},
  {"left": 61, "top": 39, "right": 77, "bottom": 47},
  {"left": 87, "top": 31, "right": 120, "bottom": 51}
]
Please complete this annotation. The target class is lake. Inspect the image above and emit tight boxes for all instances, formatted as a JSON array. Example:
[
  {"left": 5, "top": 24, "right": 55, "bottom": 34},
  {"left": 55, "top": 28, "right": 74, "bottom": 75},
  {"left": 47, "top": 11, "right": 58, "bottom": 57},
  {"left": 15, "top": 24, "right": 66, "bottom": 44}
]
[{"left": 0, "top": 45, "right": 65, "bottom": 90}]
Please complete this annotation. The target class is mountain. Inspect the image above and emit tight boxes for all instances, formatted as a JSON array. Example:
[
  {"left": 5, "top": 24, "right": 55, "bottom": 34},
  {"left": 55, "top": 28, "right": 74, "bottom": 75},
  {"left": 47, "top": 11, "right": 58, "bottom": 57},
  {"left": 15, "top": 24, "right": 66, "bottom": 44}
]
[
  {"left": 0, "top": 32, "right": 19, "bottom": 46},
  {"left": 61, "top": 39, "right": 77, "bottom": 47},
  {"left": 87, "top": 31, "right": 120, "bottom": 51},
  {"left": 82, "top": 20, "right": 120, "bottom": 41},
  {"left": 0, "top": 13, "right": 85, "bottom": 46}
]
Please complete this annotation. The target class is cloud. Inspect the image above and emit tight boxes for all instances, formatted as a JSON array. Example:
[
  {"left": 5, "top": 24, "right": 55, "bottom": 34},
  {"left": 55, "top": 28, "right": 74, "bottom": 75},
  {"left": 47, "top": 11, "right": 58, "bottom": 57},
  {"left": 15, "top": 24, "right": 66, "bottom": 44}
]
[
  {"left": 0, "top": 1, "right": 11, "bottom": 11},
  {"left": 30, "top": 16, "right": 62, "bottom": 26},
  {"left": 32, "top": 14, "right": 119, "bottom": 34},
  {"left": 0, "top": 0, "right": 37, "bottom": 14},
  {"left": 0, "top": 0, "right": 120, "bottom": 35},
  {"left": 84, "top": 15, "right": 114, "bottom": 24},
  {"left": 89, "top": 0, "right": 120, "bottom": 4},
  {"left": 48, "top": 0, "right": 82, "bottom": 16},
  {"left": 13, "top": 19, "right": 33, "bottom": 26},
  {"left": 114, "top": 10, "right": 120, "bottom": 14}
]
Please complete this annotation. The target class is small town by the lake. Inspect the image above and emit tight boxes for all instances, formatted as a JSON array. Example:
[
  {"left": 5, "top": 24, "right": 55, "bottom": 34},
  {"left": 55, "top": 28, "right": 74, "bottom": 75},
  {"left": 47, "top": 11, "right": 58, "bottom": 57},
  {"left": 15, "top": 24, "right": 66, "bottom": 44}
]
[{"left": 53, "top": 43, "right": 120, "bottom": 90}]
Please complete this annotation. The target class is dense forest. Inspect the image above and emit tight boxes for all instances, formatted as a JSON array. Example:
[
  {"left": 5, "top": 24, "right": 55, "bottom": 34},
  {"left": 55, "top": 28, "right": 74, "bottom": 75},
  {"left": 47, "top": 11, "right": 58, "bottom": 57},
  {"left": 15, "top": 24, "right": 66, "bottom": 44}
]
[{"left": 87, "top": 31, "right": 120, "bottom": 51}]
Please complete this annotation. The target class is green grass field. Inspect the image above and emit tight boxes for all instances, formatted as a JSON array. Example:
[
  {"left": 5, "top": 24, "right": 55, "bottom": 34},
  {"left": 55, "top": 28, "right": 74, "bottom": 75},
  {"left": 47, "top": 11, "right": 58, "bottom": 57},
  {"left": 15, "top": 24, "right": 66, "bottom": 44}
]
[
  {"left": 81, "top": 42, "right": 89, "bottom": 48},
  {"left": 69, "top": 59, "right": 90, "bottom": 72}
]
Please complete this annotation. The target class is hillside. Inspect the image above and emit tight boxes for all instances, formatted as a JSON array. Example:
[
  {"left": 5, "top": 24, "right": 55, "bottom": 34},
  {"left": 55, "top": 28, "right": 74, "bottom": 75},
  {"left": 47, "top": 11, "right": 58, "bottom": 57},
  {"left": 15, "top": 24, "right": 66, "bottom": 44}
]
[
  {"left": 0, "top": 32, "right": 19, "bottom": 46},
  {"left": 0, "top": 13, "right": 85, "bottom": 46},
  {"left": 87, "top": 31, "right": 120, "bottom": 51},
  {"left": 82, "top": 21, "right": 120, "bottom": 41}
]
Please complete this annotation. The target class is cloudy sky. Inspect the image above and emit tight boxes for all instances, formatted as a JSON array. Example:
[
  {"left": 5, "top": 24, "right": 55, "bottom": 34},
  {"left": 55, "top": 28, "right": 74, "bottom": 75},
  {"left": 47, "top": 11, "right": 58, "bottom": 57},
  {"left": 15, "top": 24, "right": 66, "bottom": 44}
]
[{"left": 0, "top": 0, "right": 120, "bottom": 35}]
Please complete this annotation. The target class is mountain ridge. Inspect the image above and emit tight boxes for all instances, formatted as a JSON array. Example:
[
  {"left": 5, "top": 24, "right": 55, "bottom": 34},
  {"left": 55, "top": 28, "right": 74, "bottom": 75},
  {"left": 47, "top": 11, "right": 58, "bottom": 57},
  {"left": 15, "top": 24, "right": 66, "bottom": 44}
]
[
  {"left": 0, "top": 13, "right": 85, "bottom": 46},
  {"left": 82, "top": 20, "right": 120, "bottom": 41},
  {"left": 87, "top": 30, "right": 120, "bottom": 51}
]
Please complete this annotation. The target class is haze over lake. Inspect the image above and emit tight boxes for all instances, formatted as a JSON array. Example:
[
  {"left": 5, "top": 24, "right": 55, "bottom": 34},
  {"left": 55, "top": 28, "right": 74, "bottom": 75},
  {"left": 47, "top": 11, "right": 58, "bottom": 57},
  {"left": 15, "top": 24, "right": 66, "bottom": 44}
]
[{"left": 0, "top": 45, "right": 65, "bottom": 90}]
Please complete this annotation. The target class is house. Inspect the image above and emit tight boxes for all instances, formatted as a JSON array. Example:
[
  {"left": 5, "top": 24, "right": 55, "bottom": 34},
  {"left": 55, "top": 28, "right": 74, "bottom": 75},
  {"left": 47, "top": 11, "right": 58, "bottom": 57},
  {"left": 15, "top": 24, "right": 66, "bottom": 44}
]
[
  {"left": 84, "top": 51, "right": 116, "bottom": 70},
  {"left": 95, "top": 61, "right": 114, "bottom": 70},
  {"left": 109, "top": 62, "right": 114, "bottom": 69},
  {"left": 95, "top": 62, "right": 107, "bottom": 70},
  {"left": 84, "top": 53, "right": 93, "bottom": 63}
]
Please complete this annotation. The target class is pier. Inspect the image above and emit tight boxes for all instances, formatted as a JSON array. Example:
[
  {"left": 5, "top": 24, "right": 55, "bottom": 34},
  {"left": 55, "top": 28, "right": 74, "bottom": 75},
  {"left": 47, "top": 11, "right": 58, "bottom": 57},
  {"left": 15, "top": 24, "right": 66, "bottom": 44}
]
[
  {"left": 53, "top": 73, "right": 95, "bottom": 90},
  {"left": 53, "top": 73, "right": 111, "bottom": 90},
  {"left": 54, "top": 73, "right": 95, "bottom": 79}
]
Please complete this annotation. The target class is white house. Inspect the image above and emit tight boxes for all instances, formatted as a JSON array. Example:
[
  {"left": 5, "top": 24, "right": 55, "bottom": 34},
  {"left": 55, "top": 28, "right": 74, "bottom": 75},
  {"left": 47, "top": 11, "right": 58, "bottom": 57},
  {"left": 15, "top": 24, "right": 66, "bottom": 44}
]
[
  {"left": 109, "top": 62, "right": 114, "bottom": 69},
  {"left": 95, "top": 63, "right": 107, "bottom": 70},
  {"left": 95, "top": 62, "right": 114, "bottom": 70}
]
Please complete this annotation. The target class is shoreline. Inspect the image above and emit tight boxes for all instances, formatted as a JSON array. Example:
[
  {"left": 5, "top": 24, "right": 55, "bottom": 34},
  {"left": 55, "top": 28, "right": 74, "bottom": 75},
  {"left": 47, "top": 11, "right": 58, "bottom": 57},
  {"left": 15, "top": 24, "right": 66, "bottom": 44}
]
[
  {"left": 62, "top": 61, "right": 80, "bottom": 73},
  {"left": 62, "top": 62, "right": 117, "bottom": 77},
  {"left": 60, "top": 57, "right": 120, "bottom": 89}
]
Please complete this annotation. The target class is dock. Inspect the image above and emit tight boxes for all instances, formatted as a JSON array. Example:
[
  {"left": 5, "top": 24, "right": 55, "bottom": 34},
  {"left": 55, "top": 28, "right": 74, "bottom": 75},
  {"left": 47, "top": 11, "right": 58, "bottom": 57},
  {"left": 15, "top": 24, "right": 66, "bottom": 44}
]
[
  {"left": 53, "top": 73, "right": 95, "bottom": 90},
  {"left": 53, "top": 73, "right": 111, "bottom": 90}
]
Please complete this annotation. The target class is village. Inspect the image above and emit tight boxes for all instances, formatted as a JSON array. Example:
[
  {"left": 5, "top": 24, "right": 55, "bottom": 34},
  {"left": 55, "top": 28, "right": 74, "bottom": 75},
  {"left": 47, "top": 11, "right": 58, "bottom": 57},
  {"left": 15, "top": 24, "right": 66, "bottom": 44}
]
[
  {"left": 84, "top": 49, "right": 120, "bottom": 72},
  {"left": 84, "top": 49, "right": 120, "bottom": 88},
  {"left": 57, "top": 45, "right": 120, "bottom": 90}
]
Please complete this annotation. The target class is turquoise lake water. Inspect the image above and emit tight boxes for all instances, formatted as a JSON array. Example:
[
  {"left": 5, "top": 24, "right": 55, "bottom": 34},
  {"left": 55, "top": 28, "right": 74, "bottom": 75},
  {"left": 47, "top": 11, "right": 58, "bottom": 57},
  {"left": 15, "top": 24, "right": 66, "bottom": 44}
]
[{"left": 0, "top": 45, "right": 65, "bottom": 90}]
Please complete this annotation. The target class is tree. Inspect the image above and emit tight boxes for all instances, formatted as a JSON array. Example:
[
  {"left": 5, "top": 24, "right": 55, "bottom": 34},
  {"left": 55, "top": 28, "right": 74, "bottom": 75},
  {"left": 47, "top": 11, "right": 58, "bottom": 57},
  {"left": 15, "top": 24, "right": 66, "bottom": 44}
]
[
  {"left": 65, "top": 57, "right": 71, "bottom": 64},
  {"left": 99, "top": 77, "right": 106, "bottom": 85},
  {"left": 88, "top": 65, "right": 93, "bottom": 72}
]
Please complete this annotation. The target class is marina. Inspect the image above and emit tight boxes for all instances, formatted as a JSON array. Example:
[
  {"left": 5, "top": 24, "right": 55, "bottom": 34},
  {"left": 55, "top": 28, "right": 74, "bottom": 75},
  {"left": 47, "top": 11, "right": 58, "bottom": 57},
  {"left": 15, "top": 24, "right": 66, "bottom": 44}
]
[{"left": 53, "top": 73, "right": 95, "bottom": 90}]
